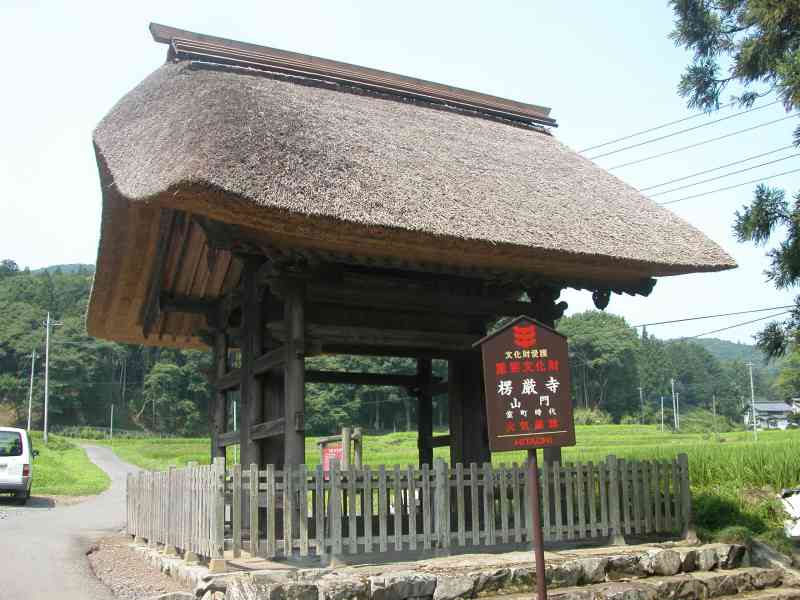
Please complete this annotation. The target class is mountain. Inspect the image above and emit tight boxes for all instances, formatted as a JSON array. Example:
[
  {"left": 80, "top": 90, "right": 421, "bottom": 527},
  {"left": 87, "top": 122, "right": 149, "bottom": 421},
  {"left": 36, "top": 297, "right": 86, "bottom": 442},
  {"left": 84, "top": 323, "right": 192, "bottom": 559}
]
[
  {"left": 30, "top": 264, "right": 95, "bottom": 275},
  {"left": 692, "top": 338, "right": 766, "bottom": 364}
]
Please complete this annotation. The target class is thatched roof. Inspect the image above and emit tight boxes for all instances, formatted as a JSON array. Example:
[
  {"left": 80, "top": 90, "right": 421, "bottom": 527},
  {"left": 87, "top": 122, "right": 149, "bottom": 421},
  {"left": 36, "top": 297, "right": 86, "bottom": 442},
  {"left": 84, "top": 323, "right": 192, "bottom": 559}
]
[{"left": 87, "top": 24, "right": 735, "bottom": 347}]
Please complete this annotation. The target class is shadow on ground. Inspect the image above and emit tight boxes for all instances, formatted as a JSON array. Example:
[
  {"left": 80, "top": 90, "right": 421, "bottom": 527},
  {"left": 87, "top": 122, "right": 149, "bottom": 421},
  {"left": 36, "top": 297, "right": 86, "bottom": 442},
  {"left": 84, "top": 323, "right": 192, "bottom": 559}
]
[{"left": 0, "top": 495, "right": 55, "bottom": 509}]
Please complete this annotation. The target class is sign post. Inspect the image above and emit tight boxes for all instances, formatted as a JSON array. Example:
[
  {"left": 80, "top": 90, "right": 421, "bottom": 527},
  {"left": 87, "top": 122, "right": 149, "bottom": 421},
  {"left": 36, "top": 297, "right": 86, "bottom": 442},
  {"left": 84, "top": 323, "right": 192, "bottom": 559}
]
[{"left": 474, "top": 316, "right": 576, "bottom": 600}]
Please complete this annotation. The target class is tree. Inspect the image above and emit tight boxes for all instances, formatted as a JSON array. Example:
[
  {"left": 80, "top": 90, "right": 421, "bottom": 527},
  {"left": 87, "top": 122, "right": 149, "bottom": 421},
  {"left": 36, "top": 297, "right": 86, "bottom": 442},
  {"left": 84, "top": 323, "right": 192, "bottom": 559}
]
[
  {"left": 557, "top": 311, "right": 641, "bottom": 418},
  {"left": 773, "top": 348, "right": 800, "bottom": 398},
  {"left": 0, "top": 260, "right": 19, "bottom": 278},
  {"left": 638, "top": 329, "right": 674, "bottom": 400},
  {"left": 670, "top": 0, "right": 800, "bottom": 357}
]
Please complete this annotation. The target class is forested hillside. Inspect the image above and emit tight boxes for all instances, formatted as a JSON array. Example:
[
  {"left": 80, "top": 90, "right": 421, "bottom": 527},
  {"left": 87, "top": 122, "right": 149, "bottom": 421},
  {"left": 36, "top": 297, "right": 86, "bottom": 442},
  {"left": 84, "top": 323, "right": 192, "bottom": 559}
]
[{"left": 0, "top": 258, "right": 792, "bottom": 436}]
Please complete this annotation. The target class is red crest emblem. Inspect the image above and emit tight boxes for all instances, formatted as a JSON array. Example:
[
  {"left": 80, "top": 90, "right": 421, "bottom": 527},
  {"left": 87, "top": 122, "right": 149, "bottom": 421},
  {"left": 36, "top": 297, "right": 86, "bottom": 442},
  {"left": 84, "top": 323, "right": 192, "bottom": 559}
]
[{"left": 513, "top": 324, "right": 537, "bottom": 349}]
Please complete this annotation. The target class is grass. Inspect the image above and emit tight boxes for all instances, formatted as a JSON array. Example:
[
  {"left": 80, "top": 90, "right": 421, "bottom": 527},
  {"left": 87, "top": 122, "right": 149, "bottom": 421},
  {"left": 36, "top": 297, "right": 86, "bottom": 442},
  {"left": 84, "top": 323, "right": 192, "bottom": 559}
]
[
  {"left": 28, "top": 432, "right": 110, "bottom": 496},
  {"left": 94, "top": 425, "right": 800, "bottom": 544},
  {"left": 96, "top": 425, "right": 800, "bottom": 487}
]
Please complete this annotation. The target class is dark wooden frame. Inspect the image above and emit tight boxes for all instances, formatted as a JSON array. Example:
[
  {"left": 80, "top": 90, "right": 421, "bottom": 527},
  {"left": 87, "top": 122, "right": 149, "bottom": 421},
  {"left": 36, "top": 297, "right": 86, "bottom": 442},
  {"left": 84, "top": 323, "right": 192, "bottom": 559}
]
[{"left": 162, "top": 210, "right": 579, "bottom": 470}]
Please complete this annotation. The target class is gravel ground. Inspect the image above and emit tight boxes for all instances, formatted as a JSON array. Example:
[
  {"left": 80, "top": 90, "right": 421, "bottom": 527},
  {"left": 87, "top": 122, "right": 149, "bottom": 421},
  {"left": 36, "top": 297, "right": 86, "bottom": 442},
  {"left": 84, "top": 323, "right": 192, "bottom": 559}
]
[{"left": 88, "top": 534, "right": 192, "bottom": 600}]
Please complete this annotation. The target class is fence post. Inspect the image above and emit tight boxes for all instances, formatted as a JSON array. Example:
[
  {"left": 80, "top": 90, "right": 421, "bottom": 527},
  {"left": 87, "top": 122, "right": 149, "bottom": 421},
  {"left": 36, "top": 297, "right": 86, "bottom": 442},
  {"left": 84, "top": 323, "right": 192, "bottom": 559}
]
[
  {"left": 164, "top": 466, "right": 178, "bottom": 556},
  {"left": 209, "top": 457, "right": 227, "bottom": 573},
  {"left": 328, "top": 459, "right": 345, "bottom": 565},
  {"left": 250, "top": 463, "right": 260, "bottom": 557},
  {"left": 434, "top": 458, "right": 450, "bottom": 552},
  {"left": 677, "top": 453, "right": 697, "bottom": 543},
  {"left": 232, "top": 463, "right": 242, "bottom": 558},
  {"left": 184, "top": 462, "right": 200, "bottom": 565},
  {"left": 607, "top": 455, "right": 625, "bottom": 546}
]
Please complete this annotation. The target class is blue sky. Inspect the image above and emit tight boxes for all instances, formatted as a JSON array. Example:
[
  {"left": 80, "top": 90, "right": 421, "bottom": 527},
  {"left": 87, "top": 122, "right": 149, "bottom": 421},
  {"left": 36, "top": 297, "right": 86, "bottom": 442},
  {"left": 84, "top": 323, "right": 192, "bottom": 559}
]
[{"left": 1, "top": 1, "right": 797, "bottom": 343}]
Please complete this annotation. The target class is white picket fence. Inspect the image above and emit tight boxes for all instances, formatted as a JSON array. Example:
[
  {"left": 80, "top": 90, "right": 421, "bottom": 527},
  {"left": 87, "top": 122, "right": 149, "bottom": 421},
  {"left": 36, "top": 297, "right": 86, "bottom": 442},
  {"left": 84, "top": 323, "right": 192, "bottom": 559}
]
[{"left": 126, "top": 454, "right": 691, "bottom": 565}]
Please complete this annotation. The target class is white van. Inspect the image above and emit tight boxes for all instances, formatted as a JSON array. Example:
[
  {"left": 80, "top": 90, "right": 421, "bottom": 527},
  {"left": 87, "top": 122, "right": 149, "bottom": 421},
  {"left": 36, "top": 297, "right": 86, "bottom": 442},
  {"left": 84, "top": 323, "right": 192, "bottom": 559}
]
[{"left": 0, "top": 427, "right": 37, "bottom": 504}]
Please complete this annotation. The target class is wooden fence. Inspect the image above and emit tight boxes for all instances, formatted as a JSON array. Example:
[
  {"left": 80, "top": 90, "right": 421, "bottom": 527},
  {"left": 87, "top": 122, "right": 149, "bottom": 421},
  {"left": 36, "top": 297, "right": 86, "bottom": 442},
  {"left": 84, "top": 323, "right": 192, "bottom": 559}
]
[
  {"left": 126, "top": 454, "right": 690, "bottom": 565},
  {"left": 127, "top": 461, "right": 225, "bottom": 563}
]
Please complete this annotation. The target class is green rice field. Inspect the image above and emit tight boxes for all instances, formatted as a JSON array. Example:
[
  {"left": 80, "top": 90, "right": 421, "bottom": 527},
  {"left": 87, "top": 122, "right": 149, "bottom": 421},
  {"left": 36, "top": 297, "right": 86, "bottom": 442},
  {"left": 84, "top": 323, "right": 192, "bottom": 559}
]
[
  {"left": 95, "top": 425, "right": 800, "bottom": 542},
  {"left": 96, "top": 425, "right": 800, "bottom": 492}
]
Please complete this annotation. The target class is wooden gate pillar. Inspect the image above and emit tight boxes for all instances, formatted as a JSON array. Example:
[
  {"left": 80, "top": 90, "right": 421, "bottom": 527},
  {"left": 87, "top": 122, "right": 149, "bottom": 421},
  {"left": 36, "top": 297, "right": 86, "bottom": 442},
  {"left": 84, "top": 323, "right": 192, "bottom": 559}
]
[
  {"left": 417, "top": 358, "right": 434, "bottom": 466},
  {"left": 448, "top": 352, "right": 490, "bottom": 466},
  {"left": 283, "top": 279, "right": 306, "bottom": 466},
  {"left": 211, "top": 331, "right": 227, "bottom": 460},
  {"left": 240, "top": 257, "right": 265, "bottom": 470}
]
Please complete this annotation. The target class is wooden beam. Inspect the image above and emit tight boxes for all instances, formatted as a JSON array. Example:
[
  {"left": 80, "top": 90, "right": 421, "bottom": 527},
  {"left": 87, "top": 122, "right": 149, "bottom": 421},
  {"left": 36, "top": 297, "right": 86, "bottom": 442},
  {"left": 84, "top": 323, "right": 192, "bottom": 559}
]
[
  {"left": 253, "top": 346, "right": 286, "bottom": 375},
  {"left": 218, "top": 430, "right": 240, "bottom": 447},
  {"left": 160, "top": 293, "right": 217, "bottom": 315},
  {"left": 215, "top": 368, "right": 241, "bottom": 391},
  {"left": 267, "top": 322, "right": 478, "bottom": 352},
  {"left": 140, "top": 209, "right": 175, "bottom": 338},
  {"left": 305, "top": 370, "right": 423, "bottom": 388},
  {"left": 307, "top": 343, "right": 465, "bottom": 359},
  {"left": 250, "top": 417, "right": 286, "bottom": 441},
  {"left": 306, "top": 303, "right": 481, "bottom": 336},
  {"left": 307, "top": 282, "right": 531, "bottom": 317},
  {"left": 431, "top": 434, "right": 451, "bottom": 448}
]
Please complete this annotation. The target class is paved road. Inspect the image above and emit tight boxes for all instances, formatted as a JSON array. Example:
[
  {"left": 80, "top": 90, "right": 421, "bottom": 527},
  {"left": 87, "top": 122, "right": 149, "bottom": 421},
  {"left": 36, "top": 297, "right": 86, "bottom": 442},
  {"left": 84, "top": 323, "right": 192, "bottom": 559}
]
[{"left": 0, "top": 445, "right": 138, "bottom": 600}]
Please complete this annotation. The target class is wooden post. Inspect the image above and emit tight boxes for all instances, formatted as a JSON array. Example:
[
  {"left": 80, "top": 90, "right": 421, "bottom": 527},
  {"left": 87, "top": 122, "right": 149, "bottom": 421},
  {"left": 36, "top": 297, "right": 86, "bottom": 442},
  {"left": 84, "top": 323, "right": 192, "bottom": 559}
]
[
  {"left": 184, "top": 461, "right": 200, "bottom": 565},
  {"left": 528, "top": 450, "right": 547, "bottom": 600},
  {"left": 249, "top": 463, "right": 260, "bottom": 557},
  {"left": 164, "top": 466, "right": 178, "bottom": 556},
  {"left": 353, "top": 427, "right": 363, "bottom": 468},
  {"left": 678, "top": 453, "right": 697, "bottom": 542},
  {"left": 240, "top": 258, "right": 264, "bottom": 470},
  {"left": 434, "top": 458, "right": 450, "bottom": 551},
  {"left": 212, "top": 332, "right": 228, "bottom": 460},
  {"left": 209, "top": 457, "right": 227, "bottom": 573},
  {"left": 232, "top": 463, "right": 242, "bottom": 558},
  {"left": 607, "top": 454, "right": 625, "bottom": 546},
  {"left": 342, "top": 427, "right": 352, "bottom": 469},
  {"left": 283, "top": 279, "right": 306, "bottom": 467},
  {"left": 417, "top": 358, "right": 434, "bottom": 467},
  {"left": 341, "top": 427, "right": 351, "bottom": 521},
  {"left": 448, "top": 353, "right": 490, "bottom": 466}
]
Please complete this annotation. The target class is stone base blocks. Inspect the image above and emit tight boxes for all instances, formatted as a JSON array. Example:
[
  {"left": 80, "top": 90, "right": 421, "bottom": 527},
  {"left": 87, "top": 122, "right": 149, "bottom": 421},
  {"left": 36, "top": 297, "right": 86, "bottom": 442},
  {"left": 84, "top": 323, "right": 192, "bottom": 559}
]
[{"left": 126, "top": 539, "right": 800, "bottom": 600}]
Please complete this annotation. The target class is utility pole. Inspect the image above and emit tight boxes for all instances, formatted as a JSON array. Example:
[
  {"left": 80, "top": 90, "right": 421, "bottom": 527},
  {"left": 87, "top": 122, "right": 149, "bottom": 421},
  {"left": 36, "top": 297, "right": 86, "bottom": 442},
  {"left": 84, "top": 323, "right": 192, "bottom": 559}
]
[
  {"left": 42, "top": 312, "right": 62, "bottom": 444},
  {"left": 660, "top": 395, "right": 664, "bottom": 432},
  {"left": 712, "top": 393, "right": 717, "bottom": 439},
  {"left": 638, "top": 386, "right": 644, "bottom": 424},
  {"left": 110, "top": 403, "right": 114, "bottom": 440},
  {"left": 26, "top": 350, "right": 36, "bottom": 432},
  {"left": 747, "top": 361, "right": 757, "bottom": 441},
  {"left": 44, "top": 313, "right": 51, "bottom": 444},
  {"left": 676, "top": 393, "right": 681, "bottom": 430},
  {"left": 671, "top": 378, "right": 677, "bottom": 431}
]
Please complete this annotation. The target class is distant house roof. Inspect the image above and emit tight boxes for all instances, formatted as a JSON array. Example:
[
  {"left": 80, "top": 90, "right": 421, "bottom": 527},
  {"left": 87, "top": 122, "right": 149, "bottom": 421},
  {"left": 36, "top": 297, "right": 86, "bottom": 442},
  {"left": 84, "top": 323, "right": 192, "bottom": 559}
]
[
  {"left": 87, "top": 24, "right": 737, "bottom": 347},
  {"left": 751, "top": 402, "right": 793, "bottom": 414}
]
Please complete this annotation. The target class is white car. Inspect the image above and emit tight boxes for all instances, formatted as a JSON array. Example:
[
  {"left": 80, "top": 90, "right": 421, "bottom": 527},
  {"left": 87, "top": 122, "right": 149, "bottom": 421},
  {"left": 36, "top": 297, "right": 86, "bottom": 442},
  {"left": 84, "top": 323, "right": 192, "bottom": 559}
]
[{"left": 0, "top": 427, "right": 37, "bottom": 504}]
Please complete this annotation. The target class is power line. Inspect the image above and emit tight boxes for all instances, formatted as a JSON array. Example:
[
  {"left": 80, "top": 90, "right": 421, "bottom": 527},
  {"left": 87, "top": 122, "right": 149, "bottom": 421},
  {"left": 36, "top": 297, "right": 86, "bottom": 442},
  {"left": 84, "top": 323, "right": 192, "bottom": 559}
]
[
  {"left": 633, "top": 305, "right": 795, "bottom": 327},
  {"left": 658, "top": 167, "right": 800, "bottom": 206},
  {"left": 586, "top": 100, "right": 781, "bottom": 160},
  {"left": 639, "top": 145, "right": 795, "bottom": 191},
  {"left": 648, "top": 153, "right": 800, "bottom": 198},
  {"left": 608, "top": 115, "right": 796, "bottom": 170},
  {"left": 578, "top": 100, "right": 737, "bottom": 153},
  {"left": 687, "top": 310, "right": 791, "bottom": 339}
]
